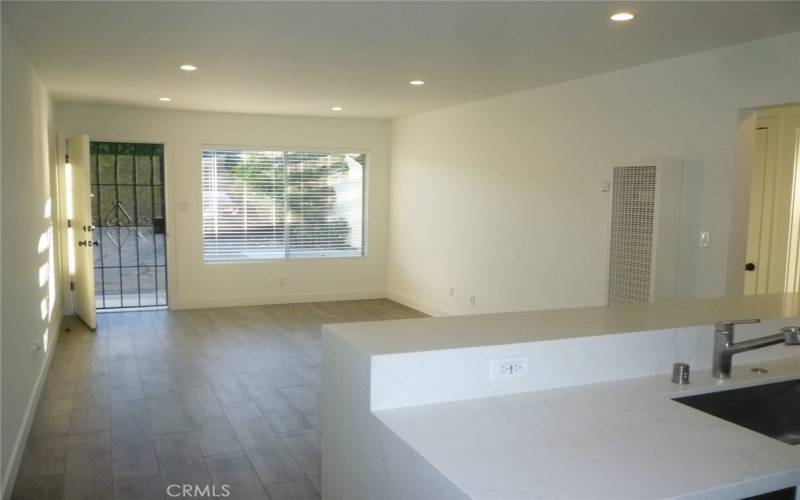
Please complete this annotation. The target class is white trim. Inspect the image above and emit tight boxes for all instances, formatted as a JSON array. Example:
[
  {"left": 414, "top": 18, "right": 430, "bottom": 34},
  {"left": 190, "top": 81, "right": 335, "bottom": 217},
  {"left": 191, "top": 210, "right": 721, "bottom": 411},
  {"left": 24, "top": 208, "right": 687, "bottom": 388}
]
[
  {"left": 1, "top": 315, "right": 63, "bottom": 500},
  {"left": 386, "top": 290, "right": 454, "bottom": 317},
  {"left": 173, "top": 289, "right": 387, "bottom": 310}
]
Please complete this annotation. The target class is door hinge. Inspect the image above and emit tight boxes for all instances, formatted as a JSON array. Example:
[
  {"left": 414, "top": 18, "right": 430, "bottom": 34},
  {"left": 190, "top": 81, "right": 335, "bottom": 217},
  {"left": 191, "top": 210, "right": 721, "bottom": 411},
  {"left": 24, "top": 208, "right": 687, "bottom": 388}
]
[
  {"left": 67, "top": 219, "right": 72, "bottom": 228},
  {"left": 70, "top": 280, "right": 75, "bottom": 291}
]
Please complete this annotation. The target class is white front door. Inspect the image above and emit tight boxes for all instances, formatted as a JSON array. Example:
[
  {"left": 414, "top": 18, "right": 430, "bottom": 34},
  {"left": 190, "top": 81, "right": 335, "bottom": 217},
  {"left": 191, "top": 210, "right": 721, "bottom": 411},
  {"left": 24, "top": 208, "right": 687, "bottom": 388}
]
[{"left": 67, "top": 135, "right": 97, "bottom": 329}]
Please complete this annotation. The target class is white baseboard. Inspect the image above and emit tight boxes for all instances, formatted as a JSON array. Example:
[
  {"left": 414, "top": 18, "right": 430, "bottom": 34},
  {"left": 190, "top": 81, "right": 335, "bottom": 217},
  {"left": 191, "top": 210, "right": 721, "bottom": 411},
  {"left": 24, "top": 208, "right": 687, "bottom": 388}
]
[
  {"left": 1, "top": 314, "right": 63, "bottom": 500},
  {"left": 173, "top": 289, "right": 388, "bottom": 310},
  {"left": 386, "top": 290, "right": 454, "bottom": 317}
]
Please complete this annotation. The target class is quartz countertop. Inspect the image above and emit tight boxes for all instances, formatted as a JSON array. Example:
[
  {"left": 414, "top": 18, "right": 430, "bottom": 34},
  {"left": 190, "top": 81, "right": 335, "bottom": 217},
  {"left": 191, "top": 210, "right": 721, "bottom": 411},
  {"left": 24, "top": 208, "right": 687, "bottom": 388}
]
[
  {"left": 374, "top": 357, "right": 800, "bottom": 499},
  {"left": 329, "top": 293, "right": 800, "bottom": 356}
]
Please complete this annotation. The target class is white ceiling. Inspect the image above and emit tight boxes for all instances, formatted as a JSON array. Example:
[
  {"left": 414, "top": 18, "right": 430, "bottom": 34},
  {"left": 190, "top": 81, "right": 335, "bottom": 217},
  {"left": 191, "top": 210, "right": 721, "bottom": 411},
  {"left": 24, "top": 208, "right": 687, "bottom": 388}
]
[{"left": 3, "top": 1, "right": 800, "bottom": 119}]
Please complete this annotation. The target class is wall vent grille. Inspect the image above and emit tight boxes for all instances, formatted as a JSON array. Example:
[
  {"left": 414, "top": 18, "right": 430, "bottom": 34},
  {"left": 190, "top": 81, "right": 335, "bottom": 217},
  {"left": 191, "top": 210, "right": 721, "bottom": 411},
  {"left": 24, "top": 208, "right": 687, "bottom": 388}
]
[{"left": 608, "top": 165, "right": 657, "bottom": 304}]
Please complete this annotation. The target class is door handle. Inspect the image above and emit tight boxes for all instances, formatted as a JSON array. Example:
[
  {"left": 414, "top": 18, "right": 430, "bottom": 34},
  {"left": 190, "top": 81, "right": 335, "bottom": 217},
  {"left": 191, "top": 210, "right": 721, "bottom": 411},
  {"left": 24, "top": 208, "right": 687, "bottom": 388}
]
[{"left": 745, "top": 262, "right": 756, "bottom": 271}]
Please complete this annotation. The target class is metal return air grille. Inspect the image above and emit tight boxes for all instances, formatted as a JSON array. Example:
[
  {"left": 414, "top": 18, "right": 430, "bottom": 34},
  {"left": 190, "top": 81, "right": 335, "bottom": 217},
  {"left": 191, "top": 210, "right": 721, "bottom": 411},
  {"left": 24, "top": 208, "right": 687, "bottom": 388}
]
[{"left": 608, "top": 165, "right": 657, "bottom": 304}]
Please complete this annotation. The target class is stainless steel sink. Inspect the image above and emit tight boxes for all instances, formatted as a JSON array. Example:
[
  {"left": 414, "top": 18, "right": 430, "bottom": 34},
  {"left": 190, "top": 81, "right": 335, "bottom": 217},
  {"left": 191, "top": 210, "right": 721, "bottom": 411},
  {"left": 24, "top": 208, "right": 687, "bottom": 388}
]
[{"left": 674, "top": 379, "right": 800, "bottom": 445}]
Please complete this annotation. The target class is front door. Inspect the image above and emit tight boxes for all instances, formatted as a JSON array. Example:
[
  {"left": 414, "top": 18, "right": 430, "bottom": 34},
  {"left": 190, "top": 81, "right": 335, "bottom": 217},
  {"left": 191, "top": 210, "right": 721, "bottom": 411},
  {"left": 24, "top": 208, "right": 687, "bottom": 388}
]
[{"left": 67, "top": 135, "right": 97, "bottom": 328}]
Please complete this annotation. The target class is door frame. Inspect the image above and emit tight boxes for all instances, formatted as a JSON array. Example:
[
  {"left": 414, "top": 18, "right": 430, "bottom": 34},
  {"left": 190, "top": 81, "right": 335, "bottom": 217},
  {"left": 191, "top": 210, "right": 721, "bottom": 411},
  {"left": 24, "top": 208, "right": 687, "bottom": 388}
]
[
  {"left": 736, "top": 103, "right": 800, "bottom": 296},
  {"left": 58, "top": 133, "right": 177, "bottom": 313}
]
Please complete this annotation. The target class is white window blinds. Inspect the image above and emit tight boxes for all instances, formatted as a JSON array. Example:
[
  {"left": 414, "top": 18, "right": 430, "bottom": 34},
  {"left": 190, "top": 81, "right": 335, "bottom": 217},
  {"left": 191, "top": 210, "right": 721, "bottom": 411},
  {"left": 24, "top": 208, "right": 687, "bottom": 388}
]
[{"left": 202, "top": 149, "right": 365, "bottom": 262}]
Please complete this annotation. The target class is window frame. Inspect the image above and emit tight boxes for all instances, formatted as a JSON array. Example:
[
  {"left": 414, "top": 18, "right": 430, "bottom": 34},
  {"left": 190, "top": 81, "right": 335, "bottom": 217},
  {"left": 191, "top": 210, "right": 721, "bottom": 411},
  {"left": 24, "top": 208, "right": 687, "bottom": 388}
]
[{"left": 201, "top": 144, "right": 369, "bottom": 264}]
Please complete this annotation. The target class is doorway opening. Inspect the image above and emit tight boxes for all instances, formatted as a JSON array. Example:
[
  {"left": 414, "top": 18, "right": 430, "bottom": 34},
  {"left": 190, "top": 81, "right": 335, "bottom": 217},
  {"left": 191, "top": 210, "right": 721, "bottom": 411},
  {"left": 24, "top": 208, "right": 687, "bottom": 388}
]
[
  {"left": 90, "top": 141, "right": 168, "bottom": 310},
  {"left": 743, "top": 104, "right": 800, "bottom": 296}
]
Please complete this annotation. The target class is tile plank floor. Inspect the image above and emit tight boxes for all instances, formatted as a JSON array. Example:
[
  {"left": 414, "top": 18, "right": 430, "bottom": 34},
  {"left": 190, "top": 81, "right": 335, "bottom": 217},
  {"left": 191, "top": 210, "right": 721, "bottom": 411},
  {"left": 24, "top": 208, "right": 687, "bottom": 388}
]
[{"left": 12, "top": 299, "right": 424, "bottom": 500}]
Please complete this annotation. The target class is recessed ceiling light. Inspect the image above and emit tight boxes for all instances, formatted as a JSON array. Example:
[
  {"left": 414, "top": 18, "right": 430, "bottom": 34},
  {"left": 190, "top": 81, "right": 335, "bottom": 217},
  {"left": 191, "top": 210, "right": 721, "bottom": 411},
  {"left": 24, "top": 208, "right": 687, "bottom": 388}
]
[
  {"left": 158, "top": 97, "right": 172, "bottom": 102},
  {"left": 331, "top": 106, "right": 343, "bottom": 111},
  {"left": 180, "top": 64, "right": 197, "bottom": 71},
  {"left": 610, "top": 12, "right": 634, "bottom": 22},
  {"left": 409, "top": 80, "right": 425, "bottom": 86}
]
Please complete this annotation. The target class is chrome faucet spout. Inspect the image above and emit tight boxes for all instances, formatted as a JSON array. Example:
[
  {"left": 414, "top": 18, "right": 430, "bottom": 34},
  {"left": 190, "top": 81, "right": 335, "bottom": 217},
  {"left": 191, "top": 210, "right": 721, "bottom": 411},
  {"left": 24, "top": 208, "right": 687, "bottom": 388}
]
[
  {"left": 725, "top": 333, "right": 785, "bottom": 356},
  {"left": 711, "top": 319, "right": 800, "bottom": 379}
]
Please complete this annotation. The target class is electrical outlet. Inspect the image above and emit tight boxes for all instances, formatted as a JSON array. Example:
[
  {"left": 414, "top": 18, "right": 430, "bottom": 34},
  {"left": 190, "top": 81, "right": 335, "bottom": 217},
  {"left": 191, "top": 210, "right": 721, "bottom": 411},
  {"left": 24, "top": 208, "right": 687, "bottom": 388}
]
[
  {"left": 449, "top": 286, "right": 455, "bottom": 298},
  {"left": 469, "top": 295, "right": 477, "bottom": 307},
  {"left": 699, "top": 231, "right": 710, "bottom": 248},
  {"left": 32, "top": 340, "right": 43, "bottom": 359},
  {"left": 279, "top": 277, "right": 287, "bottom": 287},
  {"left": 490, "top": 356, "right": 529, "bottom": 380}
]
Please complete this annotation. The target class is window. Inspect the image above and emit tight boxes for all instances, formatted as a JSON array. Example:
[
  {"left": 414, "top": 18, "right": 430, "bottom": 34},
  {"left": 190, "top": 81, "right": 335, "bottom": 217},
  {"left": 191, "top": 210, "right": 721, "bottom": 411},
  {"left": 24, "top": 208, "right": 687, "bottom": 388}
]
[{"left": 202, "top": 148, "right": 366, "bottom": 262}]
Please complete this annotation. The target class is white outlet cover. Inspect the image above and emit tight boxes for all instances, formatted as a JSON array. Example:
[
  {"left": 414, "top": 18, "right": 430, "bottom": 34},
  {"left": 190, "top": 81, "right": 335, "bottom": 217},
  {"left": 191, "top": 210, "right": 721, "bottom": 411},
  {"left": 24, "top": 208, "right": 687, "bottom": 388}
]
[
  {"left": 490, "top": 355, "right": 529, "bottom": 381},
  {"left": 699, "top": 230, "right": 710, "bottom": 248}
]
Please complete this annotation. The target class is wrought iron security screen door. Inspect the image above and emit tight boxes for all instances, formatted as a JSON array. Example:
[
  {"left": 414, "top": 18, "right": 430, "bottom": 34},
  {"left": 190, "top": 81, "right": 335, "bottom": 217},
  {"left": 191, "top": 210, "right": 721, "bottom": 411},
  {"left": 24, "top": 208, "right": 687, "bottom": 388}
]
[{"left": 91, "top": 142, "right": 168, "bottom": 309}]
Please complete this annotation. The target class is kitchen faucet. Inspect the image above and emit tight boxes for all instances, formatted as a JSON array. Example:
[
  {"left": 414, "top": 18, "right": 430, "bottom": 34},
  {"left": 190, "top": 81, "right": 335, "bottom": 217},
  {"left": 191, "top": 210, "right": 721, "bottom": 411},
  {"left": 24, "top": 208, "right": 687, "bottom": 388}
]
[{"left": 711, "top": 319, "right": 800, "bottom": 379}]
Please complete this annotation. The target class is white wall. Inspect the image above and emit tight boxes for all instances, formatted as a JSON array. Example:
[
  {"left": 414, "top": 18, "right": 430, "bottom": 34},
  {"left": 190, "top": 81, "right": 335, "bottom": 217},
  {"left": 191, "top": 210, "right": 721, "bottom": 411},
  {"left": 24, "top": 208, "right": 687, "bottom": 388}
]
[
  {"left": 56, "top": 104, "right": 391, "bottom": 309},
  {"left": 388, "top": 32, "right": 800, "bottom": 316},
  {"left": 1, "top": 25, "right": 64, "bottom": 497}
]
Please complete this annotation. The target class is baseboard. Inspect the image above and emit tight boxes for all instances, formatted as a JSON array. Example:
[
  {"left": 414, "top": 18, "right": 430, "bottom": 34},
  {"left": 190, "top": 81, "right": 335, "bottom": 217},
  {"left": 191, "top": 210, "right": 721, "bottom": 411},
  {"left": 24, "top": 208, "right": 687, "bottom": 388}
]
[
  {"left": 386, "top": 290, "right": 454, "bottom": 317},
  {"left": 1, "top": 314, "right": 63, "bottom": 500},
  {"left": 173, "top": 289, "right": 388, "bottom": 310}
]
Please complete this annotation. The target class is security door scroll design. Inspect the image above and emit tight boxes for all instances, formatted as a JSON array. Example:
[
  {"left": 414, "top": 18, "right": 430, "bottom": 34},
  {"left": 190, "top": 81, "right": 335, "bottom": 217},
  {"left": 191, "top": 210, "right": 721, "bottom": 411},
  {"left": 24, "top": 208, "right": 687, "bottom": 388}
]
[
  {"left": 103, "top": 200, "right": 134, "bottom": 228},
  {"left": 90, "top": 142, "right": 167, "bottom": 309}
]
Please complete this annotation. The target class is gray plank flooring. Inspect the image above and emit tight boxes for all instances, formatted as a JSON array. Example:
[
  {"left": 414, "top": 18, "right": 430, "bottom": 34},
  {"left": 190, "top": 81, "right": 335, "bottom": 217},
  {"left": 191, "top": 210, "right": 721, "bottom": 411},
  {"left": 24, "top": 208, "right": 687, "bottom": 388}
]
[{"left": 12, "top": 299, "right": 424, "bottom": 500}]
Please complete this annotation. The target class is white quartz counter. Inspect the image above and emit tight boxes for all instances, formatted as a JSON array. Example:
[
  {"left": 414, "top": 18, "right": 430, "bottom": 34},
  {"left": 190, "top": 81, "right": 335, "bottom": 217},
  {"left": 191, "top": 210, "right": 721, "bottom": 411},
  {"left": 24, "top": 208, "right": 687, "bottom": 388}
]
[
  {"left": 322, "top": 294, "right": 800, "bottom": 499},
  {"left": 329, "top": 293, "right": 800, "bottom": 355},
  {"left": 374, "top": 358, "right": 800, "bottom": 499}
]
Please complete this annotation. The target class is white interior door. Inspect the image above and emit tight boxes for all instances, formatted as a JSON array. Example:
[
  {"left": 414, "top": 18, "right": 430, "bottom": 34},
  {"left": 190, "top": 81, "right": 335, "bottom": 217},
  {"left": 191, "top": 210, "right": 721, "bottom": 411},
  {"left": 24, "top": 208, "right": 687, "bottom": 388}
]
[
  {"left": 744, "top": 105, "right": 800, "bottom": 296},
  {"left": 743, "top": 125, "right": 773, "bottom": 295},
  {"left": 67, "top": 135, "right": 97, "bottom": 329}
]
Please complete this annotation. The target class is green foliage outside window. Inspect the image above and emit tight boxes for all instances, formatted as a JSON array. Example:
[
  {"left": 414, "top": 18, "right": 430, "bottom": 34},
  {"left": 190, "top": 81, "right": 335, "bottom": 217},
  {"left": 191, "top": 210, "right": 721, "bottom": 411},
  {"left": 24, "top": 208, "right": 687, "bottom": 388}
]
[{"left": 229, "top": 151, "right": 356, "bottom": 250}]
